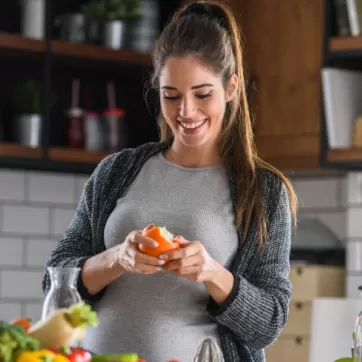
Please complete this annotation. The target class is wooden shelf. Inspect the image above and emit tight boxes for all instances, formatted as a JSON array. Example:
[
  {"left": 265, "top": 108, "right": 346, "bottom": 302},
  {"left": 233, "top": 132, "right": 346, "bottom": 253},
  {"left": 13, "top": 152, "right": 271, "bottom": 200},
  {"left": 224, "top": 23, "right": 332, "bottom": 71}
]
[
  {"left": 0, "top": 32, "right": 152, "bottom": 66},
  {"left": 52, "top": 39, "right": 152, "bottom": 66},
  {"left": 0, "top": 32, "right": 44, "bottom": 55},
  {"left": 328, "top": 148, "right": 362, "bottom": 162},
  {"left": 0, "top": 143, "right": 43, "bottom": 158},
  {"left": 49, "top": 148, "right": 110, "bottom": 164},
  {"left": 330, "top": 36, "right": 362, "bottom": 52}
]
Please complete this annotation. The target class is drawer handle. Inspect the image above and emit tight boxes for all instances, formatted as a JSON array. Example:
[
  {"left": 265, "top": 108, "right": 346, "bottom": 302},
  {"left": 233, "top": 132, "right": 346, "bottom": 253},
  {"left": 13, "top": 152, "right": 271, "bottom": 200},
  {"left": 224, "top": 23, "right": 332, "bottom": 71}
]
[
  {"left": 296, "top": 302, "right": 303, "bottom": 310},
  {"left": 295, "top": 337, "right": 302, "bottom": 345},
  {"left": 296, "top": 267, "right": 303, "bottom": 276}
]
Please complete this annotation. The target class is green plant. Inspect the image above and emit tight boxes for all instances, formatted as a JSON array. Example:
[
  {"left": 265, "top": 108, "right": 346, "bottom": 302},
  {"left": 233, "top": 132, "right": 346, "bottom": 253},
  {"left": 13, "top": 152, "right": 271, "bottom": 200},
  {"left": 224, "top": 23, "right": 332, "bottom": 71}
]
[
  {"left": 81, "top": 1, "right": 106, "bottom": 21},
  {"left": 12, "top": 80, "right": 42, "bottom": 114},
  {"left": 122, "top": 0, "right": 142, "bottom": 21},
  {"left": 105, "top": 0, "right": 142, "bottom": 21},
  {"left": 82, "top": 0, "right": 142, "bottom": 22}
]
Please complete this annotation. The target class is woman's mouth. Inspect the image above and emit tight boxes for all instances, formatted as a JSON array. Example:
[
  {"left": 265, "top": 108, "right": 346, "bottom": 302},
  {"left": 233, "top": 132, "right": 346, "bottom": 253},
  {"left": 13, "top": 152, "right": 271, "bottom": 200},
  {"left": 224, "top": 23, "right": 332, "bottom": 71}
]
[{"left": 178, "top": 118, "right": 208, "bottom": 134}]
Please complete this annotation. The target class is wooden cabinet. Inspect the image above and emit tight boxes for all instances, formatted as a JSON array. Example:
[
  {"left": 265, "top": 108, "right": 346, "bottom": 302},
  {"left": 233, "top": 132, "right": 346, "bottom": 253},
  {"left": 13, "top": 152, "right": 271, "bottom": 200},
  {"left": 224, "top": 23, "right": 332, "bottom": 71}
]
[
  {"left": 230, "top": 0, "right": 325, "bottom": 170},
  {"left": 265, "top": 264, "right": 345, "bottom": 362}
]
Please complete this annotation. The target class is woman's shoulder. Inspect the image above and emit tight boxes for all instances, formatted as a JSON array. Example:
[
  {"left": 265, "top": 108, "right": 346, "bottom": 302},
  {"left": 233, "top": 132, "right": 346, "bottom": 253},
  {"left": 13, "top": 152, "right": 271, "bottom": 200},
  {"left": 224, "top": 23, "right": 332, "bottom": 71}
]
[{"left": 93, "top": 141, "right": 168, "bottom": 180}]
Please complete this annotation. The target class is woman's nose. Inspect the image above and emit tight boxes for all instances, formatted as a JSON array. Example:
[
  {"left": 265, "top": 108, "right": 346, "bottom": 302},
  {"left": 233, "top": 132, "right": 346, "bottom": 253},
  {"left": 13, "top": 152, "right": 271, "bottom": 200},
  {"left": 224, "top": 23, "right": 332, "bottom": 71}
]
[{"left": 179, "top": 97, "right": 196, "bottom": 118}]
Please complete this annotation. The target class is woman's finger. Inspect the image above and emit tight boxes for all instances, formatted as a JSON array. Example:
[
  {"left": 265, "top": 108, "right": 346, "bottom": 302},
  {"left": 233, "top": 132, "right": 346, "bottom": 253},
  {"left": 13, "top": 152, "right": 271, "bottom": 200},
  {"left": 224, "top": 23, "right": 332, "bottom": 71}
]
[
  {"left": 176, "top": 264, "right": 201, "bottom": 276},
  {"left": 174, "top": 235, "right": 189, "bottom": 245},
  {"left": 134, "top": 263, "right": 162, "bottom": 274},
  {"left": 159, "top": 241, "right": 200, "bottom": 261},
  {"left": 135, "top": 251, "right": 165, "bottom": 266},
  {"left": 132, "top": 232, "right": 159, "bottom": 248},
  {"left": 143, "top": 224, "right": 155, "bottom": 232},
  {"left": 164, "top": 254, "right": 202, "bottom": 271}
]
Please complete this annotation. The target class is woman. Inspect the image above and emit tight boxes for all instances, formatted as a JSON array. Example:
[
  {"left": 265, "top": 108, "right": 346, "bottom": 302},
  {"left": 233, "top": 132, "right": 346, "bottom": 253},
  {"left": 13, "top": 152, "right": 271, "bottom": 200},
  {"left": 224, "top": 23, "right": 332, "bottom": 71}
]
[{"left": 42, "top": 1, "right": 297, "bottom": 361}]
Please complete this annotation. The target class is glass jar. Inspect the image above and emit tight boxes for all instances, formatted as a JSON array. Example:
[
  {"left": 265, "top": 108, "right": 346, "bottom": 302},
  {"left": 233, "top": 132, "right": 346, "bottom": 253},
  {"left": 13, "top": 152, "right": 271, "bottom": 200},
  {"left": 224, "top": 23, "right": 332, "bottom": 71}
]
[{"left": 42, "top": 267, "right": 82, "bottom": 321}]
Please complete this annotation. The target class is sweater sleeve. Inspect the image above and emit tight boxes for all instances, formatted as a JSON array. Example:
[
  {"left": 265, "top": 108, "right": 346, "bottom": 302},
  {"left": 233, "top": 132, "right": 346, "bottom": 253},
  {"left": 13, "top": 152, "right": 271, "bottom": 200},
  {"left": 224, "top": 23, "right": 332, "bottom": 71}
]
[
  {"left": 207, "top": 182, "right": 292, "bottom": 349},
  {"left": 41, "top": 155, "right": 115, "bottom": 304}
]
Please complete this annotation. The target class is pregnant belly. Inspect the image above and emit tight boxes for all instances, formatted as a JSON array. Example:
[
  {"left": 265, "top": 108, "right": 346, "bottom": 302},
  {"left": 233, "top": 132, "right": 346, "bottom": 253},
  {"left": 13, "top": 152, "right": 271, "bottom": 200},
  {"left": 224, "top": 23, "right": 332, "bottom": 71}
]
[{"left": 81, "top": 272, "right": 221, "bottom": 361}]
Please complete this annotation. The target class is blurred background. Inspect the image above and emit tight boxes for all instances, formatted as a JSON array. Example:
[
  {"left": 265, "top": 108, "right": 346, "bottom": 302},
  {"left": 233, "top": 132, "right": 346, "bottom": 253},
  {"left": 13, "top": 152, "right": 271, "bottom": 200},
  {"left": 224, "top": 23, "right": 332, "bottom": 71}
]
[{"left": 0, "top": 0, "right": 362, "bottom": 361}]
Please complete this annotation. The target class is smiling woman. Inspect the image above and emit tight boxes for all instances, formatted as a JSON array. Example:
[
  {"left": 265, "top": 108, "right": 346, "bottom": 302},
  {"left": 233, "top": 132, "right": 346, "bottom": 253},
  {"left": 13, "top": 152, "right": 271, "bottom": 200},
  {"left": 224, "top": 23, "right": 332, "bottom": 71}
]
[
  {"left": 158, "top": 56, "right": 237, "bottom": 164},
  {"left": 42, "top": 1, "right": 298, "bottom": 362}
]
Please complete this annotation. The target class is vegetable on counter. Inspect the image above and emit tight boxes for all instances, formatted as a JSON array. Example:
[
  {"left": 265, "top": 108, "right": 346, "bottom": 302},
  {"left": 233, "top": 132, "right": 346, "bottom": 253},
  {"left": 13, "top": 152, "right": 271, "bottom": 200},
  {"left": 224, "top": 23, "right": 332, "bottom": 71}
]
[
  {"left": 10, "top": 318, "right": 32, "bottom": 333},
  {"left": 0, "top": 321, "right": 39, "bottom": 362},
  {"left": 27, "top": 302, "right": 98, "bottom": 349},
  {"left": 50, "top": 347, "right": 91, "bottom": 362},
  {"left": 16, "top": 349, "right": 70, "bottom": 362},
  {"left": 91, "top": 354, "right": 138, "bottom": 362}
]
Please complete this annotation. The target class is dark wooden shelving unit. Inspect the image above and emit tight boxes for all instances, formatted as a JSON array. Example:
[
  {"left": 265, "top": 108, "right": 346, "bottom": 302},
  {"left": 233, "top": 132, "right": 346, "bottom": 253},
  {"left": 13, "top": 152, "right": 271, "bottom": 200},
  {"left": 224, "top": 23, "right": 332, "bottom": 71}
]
[
  {"left": 0, "top": 32, "right": 152, "bottom": 66},
  {"left": 0, "top": 143, "right": 43, "bottom": 158},
  {"left": 330, "top": 35, "right": 362, "bottom": 52},
  {"left": 0, "top": 33, "right": 44, "bottom": 54},
  {"left": 0, "top": 0, "right": 178, "bottom": 174},
  {"left": 320, "top": 1, "right": 362, "bottom": 170},
  {"left": 328, "top": 148, "right": 362, "bottom": 163},
  {"left": 49, "top": 147, "right": 109, "bottom": 164},
  {"left": 52, "top": 38, "right": 152, "bottom": 66},
  {"left": 0, "top": 31, "right": 153, "bottom": 173}
]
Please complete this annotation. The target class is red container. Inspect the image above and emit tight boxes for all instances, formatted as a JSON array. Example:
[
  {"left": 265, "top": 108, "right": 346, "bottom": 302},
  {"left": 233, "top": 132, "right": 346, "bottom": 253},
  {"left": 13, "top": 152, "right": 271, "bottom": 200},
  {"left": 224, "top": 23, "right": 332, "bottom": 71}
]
[{"left": 67, "top": 107, "right": 84, "bottom": 148}]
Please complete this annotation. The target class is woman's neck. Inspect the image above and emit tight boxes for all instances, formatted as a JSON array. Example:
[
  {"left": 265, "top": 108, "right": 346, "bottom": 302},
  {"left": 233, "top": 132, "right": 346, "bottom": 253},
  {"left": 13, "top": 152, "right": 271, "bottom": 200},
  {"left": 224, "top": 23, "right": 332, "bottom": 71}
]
[{"left": 164, "top": 140, "right": 221, "bottom": 168}]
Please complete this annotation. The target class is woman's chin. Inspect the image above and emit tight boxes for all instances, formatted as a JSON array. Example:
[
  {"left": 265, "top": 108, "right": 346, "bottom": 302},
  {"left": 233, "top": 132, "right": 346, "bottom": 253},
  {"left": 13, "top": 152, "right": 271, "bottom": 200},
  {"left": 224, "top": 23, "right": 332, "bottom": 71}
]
[{"left": 177, "top": 134, "right": 208, "bottom": 148}]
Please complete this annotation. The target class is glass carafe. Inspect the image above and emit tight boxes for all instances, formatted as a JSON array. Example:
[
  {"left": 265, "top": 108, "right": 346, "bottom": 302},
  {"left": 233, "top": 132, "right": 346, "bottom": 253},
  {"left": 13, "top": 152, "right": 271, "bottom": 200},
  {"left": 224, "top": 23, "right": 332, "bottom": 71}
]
[
  {"left": 42, "top": 267, "right": 82, "bottom": 320},
  {"left": 353, "top": 286, "right": 362, "bottom": 361}
]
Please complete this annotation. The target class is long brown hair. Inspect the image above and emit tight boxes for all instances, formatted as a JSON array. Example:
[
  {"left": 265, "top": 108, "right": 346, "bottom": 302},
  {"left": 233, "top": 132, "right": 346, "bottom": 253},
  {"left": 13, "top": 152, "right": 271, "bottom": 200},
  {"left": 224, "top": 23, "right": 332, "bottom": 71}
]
[{"left": 151, "top": 0, "right": 297, "bottom": 246}]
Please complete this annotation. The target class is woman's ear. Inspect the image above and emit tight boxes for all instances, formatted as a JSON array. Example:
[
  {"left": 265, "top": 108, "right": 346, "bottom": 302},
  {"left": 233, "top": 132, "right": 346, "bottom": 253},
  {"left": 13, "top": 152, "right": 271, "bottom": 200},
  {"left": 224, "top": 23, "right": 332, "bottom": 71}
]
[{"left": 225, "top": 74, "right": 239, "bottom": 102}]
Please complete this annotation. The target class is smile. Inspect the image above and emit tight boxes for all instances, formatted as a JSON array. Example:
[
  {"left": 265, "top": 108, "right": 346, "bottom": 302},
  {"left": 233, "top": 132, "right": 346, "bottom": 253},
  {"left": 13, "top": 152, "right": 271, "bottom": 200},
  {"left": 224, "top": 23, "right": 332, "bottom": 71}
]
[{"left": 179, "top": 118, "right": 208, "bottom": 129}]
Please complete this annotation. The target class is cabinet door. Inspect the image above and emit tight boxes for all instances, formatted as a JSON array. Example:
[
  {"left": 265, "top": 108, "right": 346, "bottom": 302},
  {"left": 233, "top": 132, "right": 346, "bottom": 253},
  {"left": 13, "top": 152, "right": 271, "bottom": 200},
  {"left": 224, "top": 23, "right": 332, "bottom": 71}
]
[{"left": 231, "top": 0, "right": 324, "bottom": 168}]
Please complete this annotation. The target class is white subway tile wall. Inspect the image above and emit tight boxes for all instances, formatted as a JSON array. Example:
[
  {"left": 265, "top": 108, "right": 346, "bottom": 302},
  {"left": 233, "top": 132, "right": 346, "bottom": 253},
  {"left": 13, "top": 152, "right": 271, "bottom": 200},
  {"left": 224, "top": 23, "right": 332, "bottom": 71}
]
[
  {"left": 291, "top": 178, "right": 343, "bottom": 209},
  {"left": 290, "top": 175, "right": 347, "bottom": 248},
  {"left": 345, "top": 173, "right": 362, "bottom": 297},
  {"left": 0, "top": 170, "right": 25, "bottom": 201},
  {"left": 0, "top": 169, "right": 79, "bottom": 322},
  {"left": 27, "top": 173, "right": 76, "bottom": 205}
]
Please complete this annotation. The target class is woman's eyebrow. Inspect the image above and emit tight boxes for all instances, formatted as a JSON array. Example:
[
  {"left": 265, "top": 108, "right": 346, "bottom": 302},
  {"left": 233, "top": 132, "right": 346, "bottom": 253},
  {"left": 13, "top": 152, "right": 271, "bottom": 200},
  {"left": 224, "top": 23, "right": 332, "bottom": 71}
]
[{"left": 161, "top": 83, "right": 214, "bottom": 90}]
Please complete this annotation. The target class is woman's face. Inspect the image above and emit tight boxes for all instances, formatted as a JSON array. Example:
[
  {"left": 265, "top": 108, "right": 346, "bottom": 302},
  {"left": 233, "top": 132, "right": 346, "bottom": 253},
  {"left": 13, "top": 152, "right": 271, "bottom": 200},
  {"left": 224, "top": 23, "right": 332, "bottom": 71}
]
[{"left": 159, "top": 55, "right": 236, "bottom": 150}]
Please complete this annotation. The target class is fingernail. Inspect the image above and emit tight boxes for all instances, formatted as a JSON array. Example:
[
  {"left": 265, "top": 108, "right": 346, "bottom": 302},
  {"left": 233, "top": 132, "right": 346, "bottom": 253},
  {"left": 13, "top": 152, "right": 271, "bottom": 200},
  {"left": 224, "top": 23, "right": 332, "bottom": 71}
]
[
  {"left": 159, "top": 254, "right": 167, "bottom": 260},
  {"left": 152, "top": 242, "right": 159, "bottom": 247},
  {"left": 158, "top": 260, "right": 165, "bottom": 265}
]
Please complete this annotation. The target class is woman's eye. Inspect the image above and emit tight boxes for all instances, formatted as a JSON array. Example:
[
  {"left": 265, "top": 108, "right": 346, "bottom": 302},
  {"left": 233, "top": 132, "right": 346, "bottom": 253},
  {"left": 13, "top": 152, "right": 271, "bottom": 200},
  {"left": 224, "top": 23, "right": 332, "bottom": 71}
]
[
  {"left": 163, "top": 92, "right": 180, "bottom": 100},
  {"left": 163, "top": 95, "right": 180, "bottom": 100},
  {"left": 196, "top": 92, "right": 212, "bottom": 99}
]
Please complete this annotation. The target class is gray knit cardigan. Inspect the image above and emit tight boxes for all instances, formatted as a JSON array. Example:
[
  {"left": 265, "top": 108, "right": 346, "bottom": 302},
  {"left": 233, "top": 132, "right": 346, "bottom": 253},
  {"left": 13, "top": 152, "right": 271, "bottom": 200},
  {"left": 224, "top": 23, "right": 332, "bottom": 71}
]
[{"left": 42, "top": 141, "right": 292, "bottom": 362}]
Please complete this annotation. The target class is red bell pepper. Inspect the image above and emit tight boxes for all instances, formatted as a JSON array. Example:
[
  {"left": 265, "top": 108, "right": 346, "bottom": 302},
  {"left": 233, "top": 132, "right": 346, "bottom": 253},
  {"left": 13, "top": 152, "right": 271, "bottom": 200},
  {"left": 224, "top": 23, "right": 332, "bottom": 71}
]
[{"left": 50, "top": 347, "right": 92, "bottom": 362}]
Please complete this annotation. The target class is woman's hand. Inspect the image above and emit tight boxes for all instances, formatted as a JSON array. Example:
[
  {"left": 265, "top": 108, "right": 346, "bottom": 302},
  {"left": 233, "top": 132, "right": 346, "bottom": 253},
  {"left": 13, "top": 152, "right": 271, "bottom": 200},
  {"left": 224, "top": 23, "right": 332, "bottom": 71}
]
[
  {"left": 161, "top": 236, "right": 222, "bottom": 283},
  {"left": 117, "top": 227, "right": 166, "bottom": 274}
]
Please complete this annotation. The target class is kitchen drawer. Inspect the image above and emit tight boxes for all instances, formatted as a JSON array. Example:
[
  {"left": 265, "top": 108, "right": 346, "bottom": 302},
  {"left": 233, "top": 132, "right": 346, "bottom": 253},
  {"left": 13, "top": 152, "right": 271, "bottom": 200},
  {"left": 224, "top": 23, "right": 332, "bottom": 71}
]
[
  {"left": 265, "top": 336, "right": 310, "bottom": 362},
  {"left": 290, "top": 265, "right": 345, "bottom": 300},
  {"left": 282, "top": 301, "right": 312, "bottom": 336}
]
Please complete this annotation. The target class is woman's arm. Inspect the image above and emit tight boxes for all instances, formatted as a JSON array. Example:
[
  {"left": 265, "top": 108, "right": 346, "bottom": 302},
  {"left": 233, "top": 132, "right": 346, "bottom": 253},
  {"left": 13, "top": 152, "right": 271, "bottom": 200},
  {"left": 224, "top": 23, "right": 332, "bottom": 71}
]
[
  {"left": 42, "top": 155, "right": 118, "bottom": 303},
  {"left": 206, "top": 183, "right": 292, "bottom": 350},
  {"left": 81, "top": 245, "right": 125, "bottom": 295}
]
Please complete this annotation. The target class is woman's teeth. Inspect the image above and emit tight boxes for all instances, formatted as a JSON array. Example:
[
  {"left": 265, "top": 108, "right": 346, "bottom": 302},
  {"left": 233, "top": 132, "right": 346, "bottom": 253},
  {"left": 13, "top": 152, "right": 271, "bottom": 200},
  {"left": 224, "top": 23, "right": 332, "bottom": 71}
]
[{"left": 180, "top": 119, "right": 207, "bottom": 129}]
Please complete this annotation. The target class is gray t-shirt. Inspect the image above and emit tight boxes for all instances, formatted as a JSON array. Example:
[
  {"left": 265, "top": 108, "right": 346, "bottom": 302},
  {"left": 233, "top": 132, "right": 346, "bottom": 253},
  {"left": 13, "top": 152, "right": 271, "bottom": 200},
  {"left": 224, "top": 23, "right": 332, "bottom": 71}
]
[{"left": 82, "top": 153, "right": 239, "bottom": 361}]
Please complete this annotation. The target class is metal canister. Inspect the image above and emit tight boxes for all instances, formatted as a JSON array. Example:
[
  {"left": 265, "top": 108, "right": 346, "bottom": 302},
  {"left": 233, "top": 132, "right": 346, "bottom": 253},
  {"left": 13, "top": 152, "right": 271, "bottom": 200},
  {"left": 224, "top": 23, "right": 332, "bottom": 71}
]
[
  {"left": 84, "top": 111, "right": 103, "bottom": 151},
  {"left": 102, "top": 108, "right": 126, "bottom": 152}
]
